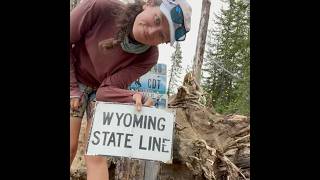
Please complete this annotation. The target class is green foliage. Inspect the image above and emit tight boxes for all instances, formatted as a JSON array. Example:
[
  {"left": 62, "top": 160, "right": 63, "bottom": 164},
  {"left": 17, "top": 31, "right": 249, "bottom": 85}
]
[
  {"left": 202, "top": 0, "right": 250, "bottom": 115},
  {"left": 168, "top": 43, "right": 183, "bottom": 96}
]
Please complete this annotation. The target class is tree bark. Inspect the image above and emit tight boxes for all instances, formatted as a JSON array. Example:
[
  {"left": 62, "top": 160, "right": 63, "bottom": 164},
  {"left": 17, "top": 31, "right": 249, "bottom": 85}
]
[{"left": 192, "top": 0, "right": 211, "bottom": 85}]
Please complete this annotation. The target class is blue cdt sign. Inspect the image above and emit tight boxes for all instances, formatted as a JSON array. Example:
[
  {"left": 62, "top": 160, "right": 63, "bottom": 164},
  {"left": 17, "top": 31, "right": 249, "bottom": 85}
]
[{"left": 129, "top": 63, "right": 168, "bottom": 109}]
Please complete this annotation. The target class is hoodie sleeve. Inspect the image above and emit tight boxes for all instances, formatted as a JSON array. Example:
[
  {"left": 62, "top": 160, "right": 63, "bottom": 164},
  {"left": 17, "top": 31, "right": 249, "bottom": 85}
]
[
  {"left": 70, "top": 0, "right": 99, "bottom": 98},
  {"left": 96, "top": 48, "right": 159, "bottom": 104}
]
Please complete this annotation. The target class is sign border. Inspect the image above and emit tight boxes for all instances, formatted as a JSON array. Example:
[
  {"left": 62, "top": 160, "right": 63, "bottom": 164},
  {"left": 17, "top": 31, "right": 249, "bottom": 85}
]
[{"left": 85, "top": 101, "right": 176, "bottom": 164}]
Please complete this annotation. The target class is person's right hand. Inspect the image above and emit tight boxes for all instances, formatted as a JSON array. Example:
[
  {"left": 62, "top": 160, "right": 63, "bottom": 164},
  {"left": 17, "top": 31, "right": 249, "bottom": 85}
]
[
  {"left": 70, "top": 97, "right": 80, "bottom": 110},
  {"left": 133, "top": 93, "right": 154, "bottom": 111},
  {"left": 133, "top": 93, "right": 143, "bottom": 111}
]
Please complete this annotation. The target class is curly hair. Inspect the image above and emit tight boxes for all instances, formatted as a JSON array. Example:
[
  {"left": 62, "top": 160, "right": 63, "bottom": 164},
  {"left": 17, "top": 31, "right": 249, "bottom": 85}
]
[{"left": 98, "top": 0, "right": 162, "bottom": 52}]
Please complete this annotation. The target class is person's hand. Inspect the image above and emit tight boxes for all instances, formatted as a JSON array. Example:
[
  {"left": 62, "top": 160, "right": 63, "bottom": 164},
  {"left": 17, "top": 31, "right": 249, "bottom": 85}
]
[
  {"left": 133, "top": 93, "right": 143, "bottom": 111},
  {"left": 144, "top": 97, "right": 154, "bottom": 107},
  {"left": 70, "top": 97, "right": 80, "bottom": 110},
  {"left": 133, "top": 93, "right": 153, "bottom": 111}
]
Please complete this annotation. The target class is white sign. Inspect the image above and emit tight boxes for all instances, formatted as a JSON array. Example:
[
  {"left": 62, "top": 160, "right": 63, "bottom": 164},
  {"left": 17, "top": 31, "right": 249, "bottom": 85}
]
[{"left": 86, "top": 102, "right": 176, "bottom": 163}]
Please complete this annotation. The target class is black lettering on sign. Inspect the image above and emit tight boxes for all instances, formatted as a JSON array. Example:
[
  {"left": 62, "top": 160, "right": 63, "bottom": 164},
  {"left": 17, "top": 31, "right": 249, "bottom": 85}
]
[
  {"left": 148, "top": 136, "right": 152, "bottom": 150},
  {"left": 157, "top": 79, "right": 160, "bottom": 89},
  {"left": 117, "top": 133, "right": 124, "bottom": 147},
  {"left": 157, "top": 117, "right": 166, "bottom": 131},
  {"left": 148, "top": 79, "right": 152, "bottom": 88},
  {"left": 152, "top": 79, "right": 157, "bottom": 89},
  {"left": 123, "top": 113, "right": 132, "bottom": 127},
  {"left": 103, "top": 112, "right": 114, "bottom": 125},
  {"left": 124, "top": 134, "right": 133, "bottom": 148},
  {"left": 143, "top": 115, "right": 148, "bottom": 129},
  {"left": 139, "top": 135, "right": 147, "bottom": 150},
  {"left": 152, "top": 137, "right": 161, "bottom": 152},
  {"left": 162, "top": 138, "right": 170, "bottom": 153},
  {"left": 148, "top": 116, "right": 156, "bottom": 130},
  {"left": 133, "top": 114, "right": 143, "bottom": 128},
  {"left": 116, "top": 113, "right": 124, "bottom": 126},
  {"left": 148, "top": 79, "right": 161, "bottom": 89},
  {"left": 107, "top": 132, "right": 116, "bottom": 146},
  {"left": 102, "top": 131, "right": 110, "bottom": 145},
  {"left": 91, "top": 131, "right": 100, "bottom": 145}
]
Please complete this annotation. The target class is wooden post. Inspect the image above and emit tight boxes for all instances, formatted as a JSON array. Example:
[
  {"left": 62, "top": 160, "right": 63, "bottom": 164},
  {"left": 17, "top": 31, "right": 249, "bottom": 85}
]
[
  {"left": 144, "top": 161, "right": 160, "bottom": 180},
  {"left": 192, "top": 0, "right": 211, "bottom": 85},
  {"left": 115, "top": 158, "right": 146, "bottom": 180},
  {"left": 114, "top": 159, "right": 160, "bottom": 180}
]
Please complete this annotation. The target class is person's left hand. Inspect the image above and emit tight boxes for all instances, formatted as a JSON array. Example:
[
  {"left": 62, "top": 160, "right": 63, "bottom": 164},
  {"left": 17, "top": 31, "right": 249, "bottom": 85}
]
[{"left": 144, "top": 97, "right": 154, "bottom": 107}]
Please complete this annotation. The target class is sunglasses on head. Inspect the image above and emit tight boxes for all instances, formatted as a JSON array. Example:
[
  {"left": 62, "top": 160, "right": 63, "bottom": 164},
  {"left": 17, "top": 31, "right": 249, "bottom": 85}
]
[{"left": 170, "top": 5, "right": 187, "bottom": 41}]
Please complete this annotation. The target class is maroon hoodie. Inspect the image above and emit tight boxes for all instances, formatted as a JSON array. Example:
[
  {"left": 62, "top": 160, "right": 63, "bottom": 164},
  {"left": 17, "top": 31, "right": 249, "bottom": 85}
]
[{"left": 70, "top": 0, "right": 159, "bottom": 103}]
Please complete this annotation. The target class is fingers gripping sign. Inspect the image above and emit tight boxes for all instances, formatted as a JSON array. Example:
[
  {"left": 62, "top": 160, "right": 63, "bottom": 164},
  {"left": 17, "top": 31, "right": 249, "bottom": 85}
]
[
  {"left": 133, "top": 93, "right": 154, "bottom": 112},
  {"left": 133, "top": 93, "right": 143, "bottom": 111}
]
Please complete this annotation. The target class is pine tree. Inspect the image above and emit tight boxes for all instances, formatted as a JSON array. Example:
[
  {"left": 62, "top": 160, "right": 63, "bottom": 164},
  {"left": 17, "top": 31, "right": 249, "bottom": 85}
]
[
  {"left": 203, "top": 0, "right": 250, "bottom": 115},
  {"left": 168, "top": 43, "right": 183, "bottom": 97}
]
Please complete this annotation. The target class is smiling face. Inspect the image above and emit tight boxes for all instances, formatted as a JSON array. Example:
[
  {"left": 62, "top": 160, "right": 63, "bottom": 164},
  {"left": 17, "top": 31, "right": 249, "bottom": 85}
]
[{"left": 132, "top": 5, "right": 171, "bottom": 46}]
